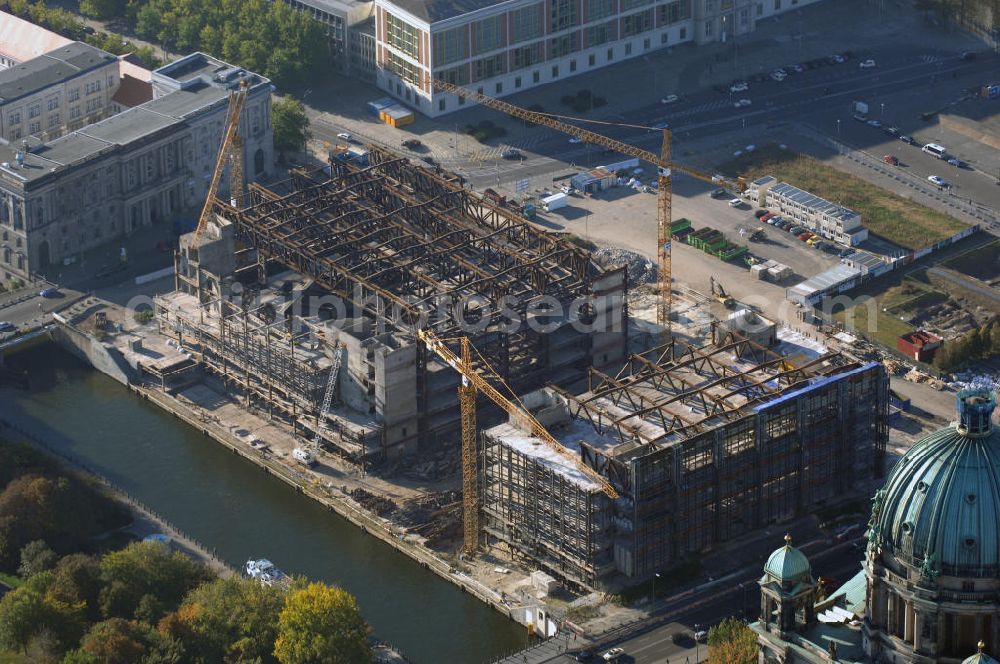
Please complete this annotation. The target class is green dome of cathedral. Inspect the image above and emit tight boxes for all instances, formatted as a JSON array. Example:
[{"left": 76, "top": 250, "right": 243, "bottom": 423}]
[
  {"left": 871, "top": 388, "right": 1000, "bottom": 577},
  {"left": 763, "top": 534, "right": 812, "bottom": 583},
  {"left": 963, "top": 641, "right": 999, "bottom": 664}
]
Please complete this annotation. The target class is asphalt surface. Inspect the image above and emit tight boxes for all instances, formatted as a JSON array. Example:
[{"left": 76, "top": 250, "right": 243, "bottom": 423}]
[
  {"left": 500, "top": 535, "right": 867, "bottom": 664},
  {"left": 310, "top": 45, "right": 1000, "bottom": 225}
]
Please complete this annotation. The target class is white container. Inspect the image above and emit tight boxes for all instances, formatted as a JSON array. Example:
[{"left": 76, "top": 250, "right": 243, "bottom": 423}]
[{"left": 541, "top": 193, "right": 567, "bottom": 211}]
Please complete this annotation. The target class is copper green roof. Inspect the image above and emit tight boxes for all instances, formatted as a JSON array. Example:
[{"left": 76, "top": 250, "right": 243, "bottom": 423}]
[
  {"left": 763, "top": 534, "right": 812, "bottom": 583},
  {"left": 872, "top": 388, "right": 1000, "bottom": 577},
  {"left": 963, "top": 641, "right": 999, "bottom": 664}
]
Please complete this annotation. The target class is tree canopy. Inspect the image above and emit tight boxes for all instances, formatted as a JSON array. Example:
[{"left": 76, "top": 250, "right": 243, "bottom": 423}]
[
  {"left": 274, "top": 583, "right": 370, "bottom": 664},
  {"left": 707, "top": 617, "right": 757, "bottom": 664},
  {"left": 272, "top": 98, "right": 311, "bottom": 159}
]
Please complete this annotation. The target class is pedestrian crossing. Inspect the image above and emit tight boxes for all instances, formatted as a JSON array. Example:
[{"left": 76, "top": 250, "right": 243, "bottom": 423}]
[{"left": 918, "top": 54, "right": 943, "bottom": 65}]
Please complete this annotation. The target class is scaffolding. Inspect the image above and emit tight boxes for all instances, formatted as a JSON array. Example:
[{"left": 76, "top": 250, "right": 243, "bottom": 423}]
[{"left": 482, "top": 330, "right": 889, "bottom": 588}]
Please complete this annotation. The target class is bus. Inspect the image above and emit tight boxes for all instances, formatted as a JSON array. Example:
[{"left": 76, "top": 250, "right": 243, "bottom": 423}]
[{"left": 922, "top": 143, "right": 947, "bottom": 159}]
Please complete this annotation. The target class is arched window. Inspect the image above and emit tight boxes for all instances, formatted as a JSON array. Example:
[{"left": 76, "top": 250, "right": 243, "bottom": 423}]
[{"left": 254, "top": 148, "right": 265, "bottom": 175}]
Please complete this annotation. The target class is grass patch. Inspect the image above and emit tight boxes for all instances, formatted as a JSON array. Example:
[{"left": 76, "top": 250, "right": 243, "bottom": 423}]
[
  {"left": 0, "top": 572, "right": 22, "bottom": 589},
  {"left": 942, "top": 239, "right": 1000, "bottom": 282},
  {"left": 831, "top": 293, "right": 914, "bottom": 348},
  {"left": 717, "top": 145, "right": 967, "bottom": 250}
]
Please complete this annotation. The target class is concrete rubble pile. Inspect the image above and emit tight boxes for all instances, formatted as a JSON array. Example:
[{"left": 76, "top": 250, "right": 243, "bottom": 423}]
[{"left": 592, "top": 247, "right": 656, "bottom": 284}]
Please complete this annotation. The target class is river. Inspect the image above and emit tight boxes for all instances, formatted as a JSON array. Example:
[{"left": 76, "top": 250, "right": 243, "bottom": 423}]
[{"left": 1, "top": 344, "right": 524, "bottom": 664}]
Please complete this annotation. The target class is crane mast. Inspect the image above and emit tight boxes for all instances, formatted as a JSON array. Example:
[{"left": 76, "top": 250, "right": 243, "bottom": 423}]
[
  {"left": 431, "top": 79, "right": 745, "bottom": 333},
  {"left": 191, "top": 81, "right": 248, "bottom": 246},
  {"left": 417, "top": 329, "right": 619, "bottom": 556}
]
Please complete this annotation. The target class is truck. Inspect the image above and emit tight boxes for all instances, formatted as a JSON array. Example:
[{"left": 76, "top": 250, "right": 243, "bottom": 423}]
[{"left": 541, "top": 193, "right": 567, "bottom": 212}]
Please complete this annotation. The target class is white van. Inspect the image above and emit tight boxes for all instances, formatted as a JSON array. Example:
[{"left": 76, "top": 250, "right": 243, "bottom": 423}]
[{"left": 922, "top": 143, "right": 946, "bottom": 159}]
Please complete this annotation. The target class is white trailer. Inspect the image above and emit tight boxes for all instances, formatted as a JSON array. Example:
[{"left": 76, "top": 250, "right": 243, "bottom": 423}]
[{"left": 541, "top": 193, "right": 568, "bottom": 212}]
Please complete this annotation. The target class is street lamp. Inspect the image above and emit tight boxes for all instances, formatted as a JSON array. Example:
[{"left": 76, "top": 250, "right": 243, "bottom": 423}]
[
  {"left": 694, "top": 624, "right": 700, "bottom": 662},
  {"left": 836, "top": 119, "right": 841, "bottom": 136},
  {"left": 880, "top": 102, "right": 885, "bottom": 118}
]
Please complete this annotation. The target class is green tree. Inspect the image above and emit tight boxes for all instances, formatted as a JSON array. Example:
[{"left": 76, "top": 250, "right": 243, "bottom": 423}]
[
  {"left": 706, "top": 617, "right": 756, "bottom": 664},
  {"left": 272, "top": 98, "right": 310, "bottom": 160},
  {"left": 79, "top": 0, "right": 125, "bottom": 20},
  {"left": 19, "top": 540, "right": 58, "bottom": 578},
  {"left": 78, "top": 618, "right": 153, "bottom": 664},
  {"left": 50, "top": 554, "right": 103, "bottom": 622},
  {"left": 273, "top": 583, "right": 369, "bottom": 664},
  {"left": 0, "top": 572, "right": 85, "bottom": 655},
  {"left": 160, "top": 576, "right": 284, "bottom": 662},
  {"left": 98, "top": 542, "right": 211, "bottom": 621}
]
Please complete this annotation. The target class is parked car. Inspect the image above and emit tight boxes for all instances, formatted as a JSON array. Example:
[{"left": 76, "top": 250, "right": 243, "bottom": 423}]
[
  {"left": 828, "top": 54, "right": 846, "bottom": 64},
  {"left": 754, "top": 209, "right": 769, "bottom": 218},
  {"left": 0, "top": 321, "right": 15, "bottom": 332},
  {"left": 571, "top": 651, "right": 594, "bottom": 661},
  {"left": 807, "top": 236, "right": 821, "bottom": 245},
  {"left": 711, "top": 188, "right": 727, "bottom": 198},
  {"left": 336, "top": 132, "right": 352, "bottom": 141},
  {"left": 883, "top": 154, "right": 899, "bottom": 166},
  {"left": 884, "top": 126, "right": 900, "bottom": 137},
  {"left": 866, "top": 119, "right": 882, "bottom": 128},
  {"left": 789, "top": 226, "right": 804, "bottom": 235},
  {"left": 859, "top": 59, "right": 877, "bottom": 68},
  {"left": 728, "top": 198, "right": 742, "bottom": 208},
  {"left": 798, "top": 232, "right": 814, "bottom": 241},
  {"left": 695, "top": 630, "right": 709, "bottom": 643},
  {"left": 733, "top": 98, "right": 752, "bottom": 108},
  {"left": 39, "top": 287, "right": 60, "bottom": 298},
  {"left": 947, "top": 158, "right": 964, "bottom": 168},
  {"left": 789, "top": 63, "right": 805, "bottom": 73},
  {"left": 501, "top": 148, "right": 523, "bottom": 159},
  {"left": 770, "top": 69, "right": 787, "bottom": 81},
  {"left": 602, "top": 648, "right": 625, "bottom": 661},
  {"left": 401, "top": 138, "right": 422, "bottom": 149},
  {"left": 928, "top": 175, "right": 949, "bottom": 187},
  {"left": 729, "top": 81, "right": 749, "bottom": 93},
  {"left": 899, "top": 135, "right": 915, "bottom": 145},
  {"left": 568, "top": 137, "right": 583, "bottom": 144},
  {"left": 660, "top": 94, "right": 680, "bottom": 104},
  {"left": 780, "top": 221, "right": 794, "bottom": 231}
]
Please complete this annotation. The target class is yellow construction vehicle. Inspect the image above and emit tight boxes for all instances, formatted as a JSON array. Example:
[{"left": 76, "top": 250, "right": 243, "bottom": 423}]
[
  {"left": 431, "top": 80, "right": 746, "bottom": 334},
  {"left": 710, "top": 276, "right": 737, "bottom": 309},
  {"left": 417, "top": 328, "right": 619, "bottom": 556}
]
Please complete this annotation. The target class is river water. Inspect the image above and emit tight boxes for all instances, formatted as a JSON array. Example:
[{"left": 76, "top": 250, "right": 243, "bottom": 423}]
[{"left": 1, "top": 345, "right": 524, "bottom": 664}]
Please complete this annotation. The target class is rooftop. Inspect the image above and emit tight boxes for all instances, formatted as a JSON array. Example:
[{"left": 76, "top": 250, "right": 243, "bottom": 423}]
[
  {"left": 0, "top": 41, "right": 115, "bottom": 104},
  {"left": 770, "top": 181, "right": 858, "bottom": 222},
  {"left": 0, "top": 10, "right": 73, "bottom": 64},
  {"left": 0, "top": 77, "right": 237, "bottom": 186},
  {"left": 787, "top": 264, "right": 862, "bottom": 298},
  {"left": 380, "top": 0, "right": 507, "bottom": 24}
]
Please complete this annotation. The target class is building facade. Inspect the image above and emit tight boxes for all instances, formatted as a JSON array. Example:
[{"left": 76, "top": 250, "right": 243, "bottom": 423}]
[
  {"left": 753, "top": 387, "right": 1000, "bottom": 664},
  {"left": 480, "top": 337, "right": 888, "bottom": 590},
  {"left": 0, "top": 52, "right": 273, "bottom": 282},
  {"left": 0, "top": 42, "right": 119, "bottom": 142},
  {"left": 749, "top": 175, "right": 869, "bottom": 247},
  {"left": 371, "top": 0, "right": 824, "bottom": 116}
]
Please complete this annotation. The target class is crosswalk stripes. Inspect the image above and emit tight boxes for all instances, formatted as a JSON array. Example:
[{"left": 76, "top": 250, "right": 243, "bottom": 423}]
[{"left": 919, "top": 54, "right": 942, "bottom": 64}]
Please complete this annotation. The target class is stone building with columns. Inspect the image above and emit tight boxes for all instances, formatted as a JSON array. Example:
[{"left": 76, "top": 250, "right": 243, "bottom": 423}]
[
  {"left": 752, "top": 387, "right": 1000, "bottom": 664},
  {"left": 0, "top": 52, "right": 273, "bottom": 283}
]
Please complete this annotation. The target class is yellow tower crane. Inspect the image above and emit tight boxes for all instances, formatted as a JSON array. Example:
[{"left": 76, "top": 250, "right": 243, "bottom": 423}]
[
  {"left": 431, "top": 80, "right": 746, "bottom": 333},
  {"left": 417, "top": 329, "right": 619, "bottom": 556},
  {"left": 191, "top": 81, "right": 249, "bottom": 247}
]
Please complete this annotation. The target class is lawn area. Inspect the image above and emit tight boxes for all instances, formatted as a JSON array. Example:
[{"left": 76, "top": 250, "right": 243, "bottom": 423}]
[
  {"left": 833, "top": 297, "right": 915, "bottom": 348},
  {"left": 0, "top": 571, "right": 21, "bottom": 589},
  {"left": 717, "top": 145, "right": 967, "bottom": 250},
  {"left": 942, "top": 239, "right": 1000, "bottom": 282}
]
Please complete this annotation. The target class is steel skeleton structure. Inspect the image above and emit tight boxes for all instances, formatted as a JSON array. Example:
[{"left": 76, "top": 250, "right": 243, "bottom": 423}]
[
  {"left": 481, "top": 327, "right": 888, "bottom": 589},
  {"left": 198, "top": 145, "right": 628, "bottom": 453}
]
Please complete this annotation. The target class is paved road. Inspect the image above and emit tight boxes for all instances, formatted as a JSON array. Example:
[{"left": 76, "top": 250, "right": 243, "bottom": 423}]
[{"left": 498, "top": 536, "right": 866, "bottom": 664}]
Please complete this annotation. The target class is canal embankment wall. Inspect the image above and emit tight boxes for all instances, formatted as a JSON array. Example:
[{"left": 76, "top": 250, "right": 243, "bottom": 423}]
[{"left": 36, "top": 319, "right": 530, "bottom": 630}]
